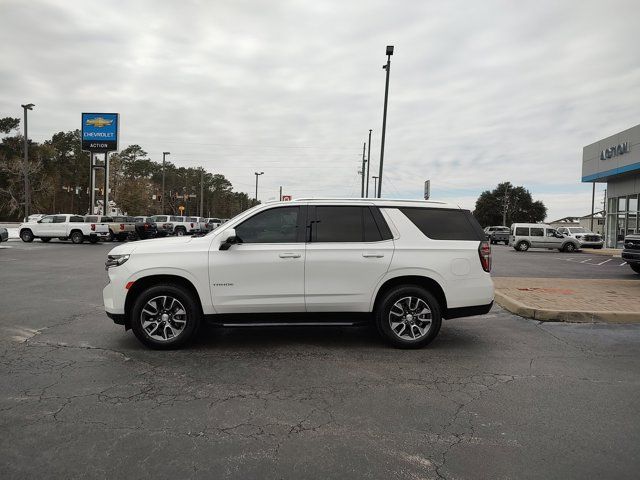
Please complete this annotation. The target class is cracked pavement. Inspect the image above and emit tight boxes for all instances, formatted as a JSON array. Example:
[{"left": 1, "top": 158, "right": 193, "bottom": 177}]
[{"left": 1, "top": 242, "right": 640, "bottom": 479}]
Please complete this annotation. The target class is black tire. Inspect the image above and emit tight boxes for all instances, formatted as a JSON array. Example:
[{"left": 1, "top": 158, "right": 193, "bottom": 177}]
[
  {"left": 89, "top": 237, "right": 99, "bottom": 244},
  {"left": 629, "top": 263, "right": 640, "bottom": 274},
  {"left": 106, "top": 230, "right": 115, "bottom": 242},
  {"left": 20, "top": 229, "right": 34, "bottom": 243},
  {"left": 504, "top": 240, "right": 509, "bottom": 245},
  {"left": 70, "top": 231, "right": 84, "bottom": 244},
  {"left": 563, "top": 242, "right": 576, "bottom": 253},
  {"left": 175, "top": 227, "right": 186, "bottom": 237},
  {"left": 40, "top": 237, "right": 51, "bottom": 243},
  {"left": 131, "top": 283, "right": 202, "bottom": 349},
  {"left": 515, "top": 241, "right": 529, "bottom": 252},
  {"left": 594, "top": 245, "right": 603, "bottom": 249},
  {"left": 375, "top": 285, "right": 442, "bottom": 349}
]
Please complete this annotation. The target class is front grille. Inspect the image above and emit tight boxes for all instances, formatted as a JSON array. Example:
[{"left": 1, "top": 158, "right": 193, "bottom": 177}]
[
  {"left": 625, "top": 241, "right": 640, "bottom": 251},
  {"left": 584, "top": 235, "right": 600, "bottom": 242}
]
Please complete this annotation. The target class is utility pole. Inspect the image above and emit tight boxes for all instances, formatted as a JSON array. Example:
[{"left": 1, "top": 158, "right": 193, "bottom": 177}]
[
  {"left": 360, "top": 142, "right": 367, "bottom": 197},
  {"left": 200, "top": 168, "right": 204, "bottom": 218},
  {"left": 254, "top": 171, "right": 264, "bottom": 202},
  {"left": 502, "top": 183, "right": 510, "bottom": 226},
  {"left": 365, "top": 129, "right": 372, "bottom": 197},
  {"left": 162, "top": 152, "right": 170, "bottom": 213},
  {"left": 372, "top": 176, "right": 379, "bottom": 197},
  {"left": 279, "top": 186, "right": 282, "bottom": 201},
  {"left": 377, "top": 45, "right": 394, "bottom": 198},
  {"left": 21, "top": 103, "right": 34, "bottom": 219},
  {"left": 590, "top": 181, "right": 595, "bottom": 232}
]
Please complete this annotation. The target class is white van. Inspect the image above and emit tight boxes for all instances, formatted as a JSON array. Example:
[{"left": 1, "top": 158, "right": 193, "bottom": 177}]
[{"left": 510, "top": 223, "right": 581, "bottom": 252}]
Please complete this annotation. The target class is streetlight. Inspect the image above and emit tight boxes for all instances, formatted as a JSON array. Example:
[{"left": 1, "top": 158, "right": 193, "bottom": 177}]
[
  {"left": 21, "top": 103, "right": 35, "bottom": 219},
  {"left": 162, "top": 152, "right": 170, "bottom": 213},
  {"left": 254, "top": 171, "right": 264, "bottom": 201},
  {"left": 366, "top": 129, "right": 372, "bottom": 197},
  {"left": 372, "top": 175, "right": 379, "bottom": 197},
  {"left": 377, "top": 45, "right": 394, "bottom": 198}
]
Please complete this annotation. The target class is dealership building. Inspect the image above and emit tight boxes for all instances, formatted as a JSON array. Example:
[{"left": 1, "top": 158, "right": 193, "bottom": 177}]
[{"left": 582, "top": 123, "right": 640, "bottom": 248}]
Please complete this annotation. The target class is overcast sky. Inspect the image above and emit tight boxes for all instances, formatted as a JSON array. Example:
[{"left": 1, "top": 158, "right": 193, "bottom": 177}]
[{"left": 1, "top": 0, "right": 639, "bottom": 220}]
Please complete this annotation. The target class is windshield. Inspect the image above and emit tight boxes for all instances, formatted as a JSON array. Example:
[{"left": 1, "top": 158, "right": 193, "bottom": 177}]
[{"left": 569, "top": 228, "right": 587, "bottom": 233}]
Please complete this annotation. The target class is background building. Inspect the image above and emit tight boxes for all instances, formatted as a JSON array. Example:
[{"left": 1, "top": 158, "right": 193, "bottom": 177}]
[{"left": 582, "top": 123, "right": 640, "bottom": 247}]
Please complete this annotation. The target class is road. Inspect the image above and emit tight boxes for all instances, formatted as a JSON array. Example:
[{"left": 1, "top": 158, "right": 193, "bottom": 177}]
[
  {"left": 1, "top": 241, "right": 640, "bottom": 479},
  {"left": 491, "top": 243, "right": 639, "bottom": 279}
]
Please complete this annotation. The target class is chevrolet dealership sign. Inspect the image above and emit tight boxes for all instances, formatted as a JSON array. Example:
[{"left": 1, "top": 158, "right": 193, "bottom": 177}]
[
  {"left": 82, "top": 113, "right": 119, "bottom": 152},
  {"left": 600, "top": 141, "right": 630, "bottom": 160}
]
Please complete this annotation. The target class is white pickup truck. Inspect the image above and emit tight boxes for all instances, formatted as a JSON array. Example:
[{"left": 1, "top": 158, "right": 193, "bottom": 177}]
[{"left": 19, "top": 214, "right": 109, "bottom": 244}]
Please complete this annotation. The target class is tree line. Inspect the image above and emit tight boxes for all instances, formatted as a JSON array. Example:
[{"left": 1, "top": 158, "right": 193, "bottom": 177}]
[{"left": 0, "top": 117, "right": 258, "bottom": 221}]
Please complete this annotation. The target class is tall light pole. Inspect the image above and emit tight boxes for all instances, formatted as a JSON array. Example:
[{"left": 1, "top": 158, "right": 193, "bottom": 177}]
[
  {"left": 365, "top": 129, "right": 372, "bottom": 197},
  {"left": 502, "top": 183, "right": 510, "bottom": 226},
  {"left": 377, "top": 45, "right": 394, "bottom": 198},
  {"left": 21, "top": 103, "right": 35, "bottom": 219},
  {"left": 254, "top": 171, "right": 264, "bottom": 202},
  {"left": 162, "top": 152, "right": 170, "bottom": 213},
  {"left": 372, "top": 176, "right": 379, "bottom": 197},
  {"left": 200, "top": 168, "right": 205, "bottom": 218},
  {"left": 360, "top": 142, "right": 367, "bottom": 197}
]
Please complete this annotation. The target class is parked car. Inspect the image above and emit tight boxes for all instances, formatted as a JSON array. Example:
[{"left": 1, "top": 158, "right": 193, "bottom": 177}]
[
  {"left": 149, "top": 215, "right": 173, "bottom": 236},
  {"left": 0, "top": 227, "right": 8, "bottom": 243},
  {"left": 103, "top": 198, "right": 494, "bottom": 350},
  {"left": 556, "top": 227, "right": 604, "bottom": 249},
  {"left": 106, "top": 216, "right": 137, "bottom": 241},
  {"left": 167, "top": 216, "right": 198, "bottom": 236},
  {"left": 622, "top": 234, "right": 640, "bottom": 274},
  {"left": 484, "top": 226, "right": 510, "bottom": 245},
  {"left": 205, "top": 217, "right": 222, "bottom": 231},
  {"left": 510, "top": 223, "right": 581, "bottom": 252},
  {"left": 133, "top": 216, "right": 158, "bottom": 240},
  {"left": 20, "top": 214, "right": 109, "bottom": 244}
]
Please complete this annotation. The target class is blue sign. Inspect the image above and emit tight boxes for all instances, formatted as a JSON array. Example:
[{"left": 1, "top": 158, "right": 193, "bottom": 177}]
[{"left": 81, "top": 113, "right": 119, "bottom": 152}]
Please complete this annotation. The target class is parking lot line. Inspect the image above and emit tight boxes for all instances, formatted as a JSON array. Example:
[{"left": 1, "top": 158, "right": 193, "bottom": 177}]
[
  {"left": 597, "top": 258, "right": 612, "bottom": 266},
  {"left": 579, "top": 258, "right": 592, "bottom": 263}
]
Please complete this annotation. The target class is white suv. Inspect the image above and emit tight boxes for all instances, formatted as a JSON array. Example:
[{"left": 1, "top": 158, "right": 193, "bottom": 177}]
[{"left": 103, "top": 199, "right": 494, "bottom": 349}]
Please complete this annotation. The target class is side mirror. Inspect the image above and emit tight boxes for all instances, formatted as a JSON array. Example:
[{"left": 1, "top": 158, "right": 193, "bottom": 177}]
[{"left": 219, "top": 228, "right": 241, "bottom": 250}]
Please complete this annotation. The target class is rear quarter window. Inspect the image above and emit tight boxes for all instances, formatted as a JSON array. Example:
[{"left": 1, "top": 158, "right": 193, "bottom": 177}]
[{"left": 399, "top": 208, "right": 483, "bottom": 241}]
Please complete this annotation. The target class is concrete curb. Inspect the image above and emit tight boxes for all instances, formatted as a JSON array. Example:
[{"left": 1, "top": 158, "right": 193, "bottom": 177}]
[
  {"left": 494, "top": 291, "right": 640, "bottom": 324},
  {"left": 581, "top": 247, "right": 622, "bottom": 257}
]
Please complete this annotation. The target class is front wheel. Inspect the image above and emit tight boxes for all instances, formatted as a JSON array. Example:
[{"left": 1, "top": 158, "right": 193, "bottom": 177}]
[
  {"left": 629, "top": 263, "right": 640, "bottom": 275},
  {"left": 563, "top": 242, "right": 577, "bottom": 253},
  {"left": 131, "top": 284, "right": 202, "bottom": 349},
  {"left": 70, "top": 231, "right": 84, "bottom": 244},
  {"left": 20, "top": 229, "right": 34, "bottom": 243},
  {"left": 375, "top": 286, "right": 442, "bottom": 349}
]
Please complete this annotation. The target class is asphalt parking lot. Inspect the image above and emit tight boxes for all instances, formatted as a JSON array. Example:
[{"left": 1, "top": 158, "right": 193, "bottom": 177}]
[{"left": 1, "top": 241, "right": 640, "bottom": 479}]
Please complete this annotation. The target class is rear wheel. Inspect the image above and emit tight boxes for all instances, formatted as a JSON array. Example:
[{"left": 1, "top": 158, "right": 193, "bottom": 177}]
[
  {"left": 515, "top": 241, "right": 530, "bottom": 252},
  {"left": 89, "top": 237, "right": 99, "bottom": 244},
  {"left": 629, "top": 263, "right": 640, "bottom": 274},
  {"left": 40, "top": 237, "right": 51, "bottom": 243},
  {"left": 375, "top": 285, "right": 442, "bottom": 349},
  {"left": 175, "top": 227, "right": 186, "bottom": 237},
  {"left": 131, "top": 284, "right": 202, "bottom": 349},
  {"left": 20, "top": 229, "right": 34, "bottom": 243},
  {"left": 70, "top": 231, "right": 84, "bottom": 244}
]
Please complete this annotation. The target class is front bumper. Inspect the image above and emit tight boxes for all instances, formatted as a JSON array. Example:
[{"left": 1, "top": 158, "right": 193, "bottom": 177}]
[{"left": 622, "top": 250, "right": 640, "bottom": 263}]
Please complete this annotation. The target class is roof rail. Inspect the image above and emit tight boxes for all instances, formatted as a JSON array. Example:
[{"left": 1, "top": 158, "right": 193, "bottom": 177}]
[{"left": 291, "top": 197, "right": 447, "bottom": 204}]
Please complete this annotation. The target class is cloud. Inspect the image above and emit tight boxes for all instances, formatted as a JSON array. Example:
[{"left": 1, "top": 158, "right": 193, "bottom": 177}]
[{"left": 1, "top": 0, "right": 638, "bottom": 220}]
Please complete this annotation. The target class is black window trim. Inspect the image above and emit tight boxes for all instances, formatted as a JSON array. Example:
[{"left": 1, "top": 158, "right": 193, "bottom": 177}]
[{"left": 235, "top": 205, "right": 307, "bottom": 244}]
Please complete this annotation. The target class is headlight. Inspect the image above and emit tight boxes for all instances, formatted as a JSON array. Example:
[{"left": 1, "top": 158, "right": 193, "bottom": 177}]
[
  {"left": 576, "top": 235, "right": 583, "bottom": 239},
  {"left": 105, "top": 254, "right": 130, "bottom": 270}
]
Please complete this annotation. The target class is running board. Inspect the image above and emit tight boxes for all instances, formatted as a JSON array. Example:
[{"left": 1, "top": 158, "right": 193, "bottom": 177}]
[{"left": 220, "top": 321, "right": 358, "bottom": 327}]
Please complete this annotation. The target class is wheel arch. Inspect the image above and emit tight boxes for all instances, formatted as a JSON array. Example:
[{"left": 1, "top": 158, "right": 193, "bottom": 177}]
[
  {"left": 372, "top": 275, "right": 448, "bottom": 316},
  {"left": 124, "top": 274, "right": 204, "bottom": 329}
]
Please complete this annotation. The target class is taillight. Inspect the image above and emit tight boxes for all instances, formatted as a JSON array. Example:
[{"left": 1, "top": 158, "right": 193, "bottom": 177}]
[
  {"left": 190, "top": 223, "right": 194, "bottom": 228},
  {"left": 120, "top": 223, "right": 125, "bottom": 230},
  {"left": 478, "top": 240, "right": 491, "bottom": 272},
  {"left": 90, "top": 223, "right": 96, "bottom": 231}
]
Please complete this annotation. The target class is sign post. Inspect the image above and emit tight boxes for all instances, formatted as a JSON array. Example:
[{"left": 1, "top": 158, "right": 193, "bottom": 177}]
[
  {"left": 82, "top": 113, "right": 119, "bottom": 214},
  {"left": 424, "top": 180, "right": 430, "bottom": 200}
]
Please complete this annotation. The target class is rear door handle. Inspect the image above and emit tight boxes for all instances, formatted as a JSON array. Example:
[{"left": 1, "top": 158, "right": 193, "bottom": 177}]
[
  {"left": 363, "top": 252, "right": 384, "bottom": 258},
  {"left": 279, "top": 253, "right": 301, "bottom": 258}
]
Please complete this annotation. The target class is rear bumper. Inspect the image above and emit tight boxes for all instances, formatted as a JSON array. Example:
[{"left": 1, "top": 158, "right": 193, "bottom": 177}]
[
  {"left": 106, "top": 311, "right": 127, "bottom": 326},
  {"left": 445, "top": 301, "right": 494, "bottom": 319}
]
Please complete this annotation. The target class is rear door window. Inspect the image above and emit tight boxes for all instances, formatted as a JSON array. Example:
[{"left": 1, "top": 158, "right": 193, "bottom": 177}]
[
  {"left": 530, "top": 227, "right": 544, "bottom": 237},
  {"left": 70, "top": 216, "right": 84, "bottom": 223},
  {"left": 53, "top": 216, "right": 66, "bottom": 223},
  {"left": 515, "top": 227, "right": 529, "bottom": 236},
  {"left": 311, "top": 206, "right": 391, "bottom": 242},
  {"left": 398, "top": 208, "right": 483, "bottom": 241}
]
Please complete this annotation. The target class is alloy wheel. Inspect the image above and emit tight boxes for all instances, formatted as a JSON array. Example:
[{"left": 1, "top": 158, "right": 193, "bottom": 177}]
[
  {"left": 388, "top": 296, "right": 432, "bottom": 341},
  {"left": 140, "top": 295, "right": 187, "bottom": 342}
]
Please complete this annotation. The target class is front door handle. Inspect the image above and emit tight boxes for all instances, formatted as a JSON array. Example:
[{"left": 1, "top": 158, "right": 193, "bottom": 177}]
[
  {"left": 363, "top": 252, "right": 384, "bottom": 258},
  {"left": 279, "top": 253, "right": 301, "bottom": 258}
]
